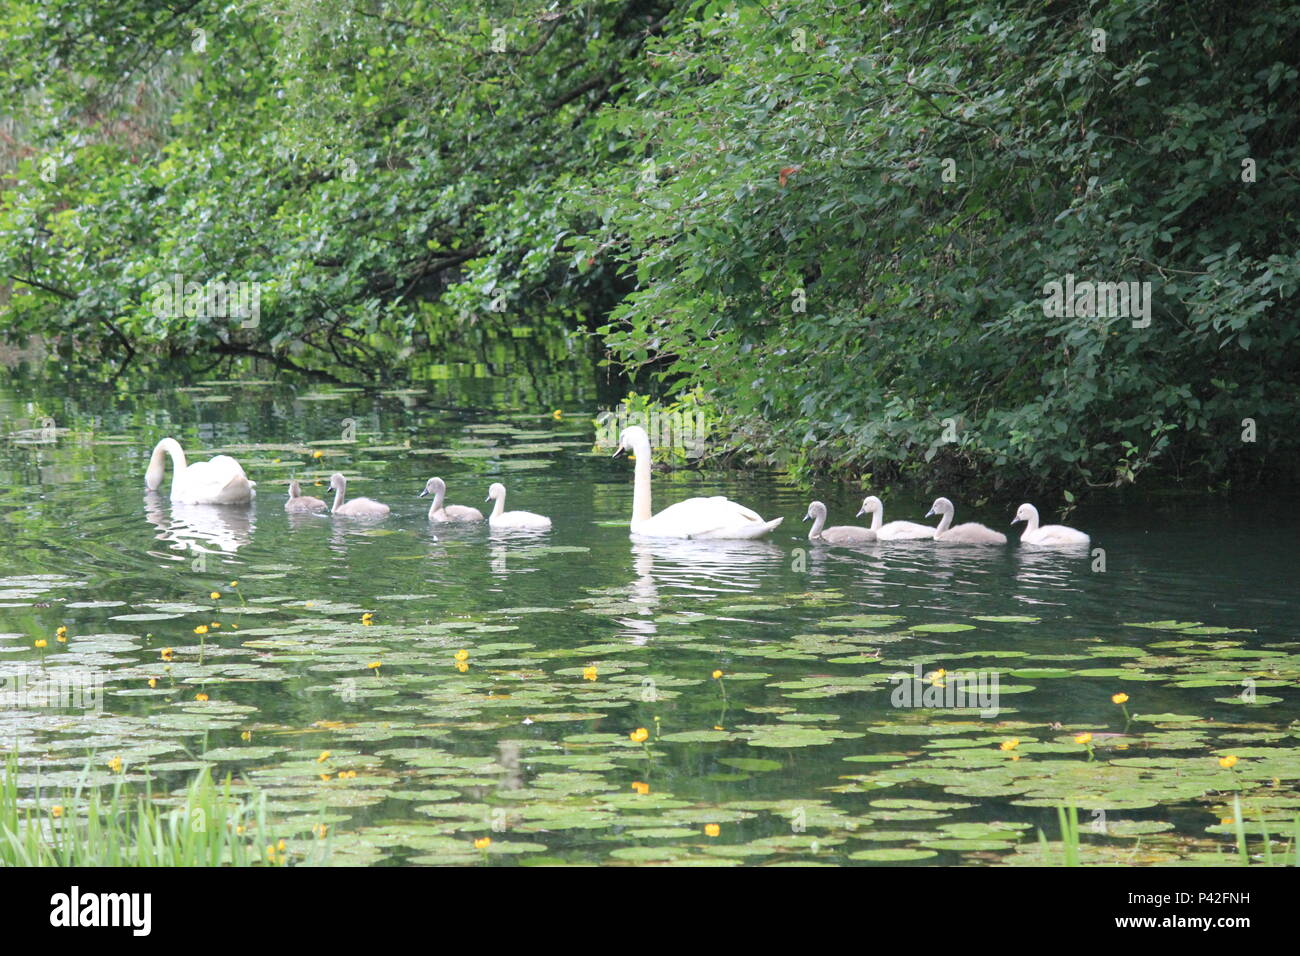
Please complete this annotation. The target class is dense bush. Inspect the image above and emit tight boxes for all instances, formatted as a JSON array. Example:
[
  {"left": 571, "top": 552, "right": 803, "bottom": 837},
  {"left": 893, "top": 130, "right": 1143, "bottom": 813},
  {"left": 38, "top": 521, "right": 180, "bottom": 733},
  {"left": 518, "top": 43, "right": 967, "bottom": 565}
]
[
  {"left": 579, "top": 0, "right": 1300, "bottom": 491},
  {"left": 2, "top": 0, "right": 1297, "bottom": 491}
]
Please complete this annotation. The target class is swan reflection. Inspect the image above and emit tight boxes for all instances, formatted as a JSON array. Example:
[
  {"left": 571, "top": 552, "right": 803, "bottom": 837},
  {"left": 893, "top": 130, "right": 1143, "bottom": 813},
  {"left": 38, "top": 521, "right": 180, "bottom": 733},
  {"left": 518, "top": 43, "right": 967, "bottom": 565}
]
[{"left": 144, "top": 492, "right": 254, "bottom": 557}]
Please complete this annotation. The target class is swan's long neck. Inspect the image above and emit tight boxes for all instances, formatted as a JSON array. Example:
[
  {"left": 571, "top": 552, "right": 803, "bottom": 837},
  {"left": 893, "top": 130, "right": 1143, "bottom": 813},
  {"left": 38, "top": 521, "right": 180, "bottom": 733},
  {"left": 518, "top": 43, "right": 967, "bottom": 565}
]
[
  {"left": 869, "top": 507, "right": 882, "bottom": 532},
  {"left": 491, "top": 492, "right": 505, "bottom": 518},
  {"left": 935, "top": 509, "right": 953, "bottom": 536},
  {"left": 331, "top": 480, "right": 346, "bottom": 511},
  {"left": 630, "top": 435, "right": 653, "bottom": 524},
  {"left": 808, "top": 510, "right": 826, "bottom": 539},
  {"left": 1023, "top": 508, "right": 1040, "bottom": 533},
  {"left": 145, "top": 438, "right": 187, "bottom": 491},
  {"left": 432, "top": 487, "right": 445, "bottom": 511}
]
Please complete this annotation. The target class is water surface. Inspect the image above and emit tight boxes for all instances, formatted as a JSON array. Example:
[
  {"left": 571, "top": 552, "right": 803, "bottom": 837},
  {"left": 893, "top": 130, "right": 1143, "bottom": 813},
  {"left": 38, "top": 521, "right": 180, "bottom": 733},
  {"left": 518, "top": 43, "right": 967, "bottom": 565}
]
[{"left": 1, "top": 356, "right": 1297, "bottom": 865}]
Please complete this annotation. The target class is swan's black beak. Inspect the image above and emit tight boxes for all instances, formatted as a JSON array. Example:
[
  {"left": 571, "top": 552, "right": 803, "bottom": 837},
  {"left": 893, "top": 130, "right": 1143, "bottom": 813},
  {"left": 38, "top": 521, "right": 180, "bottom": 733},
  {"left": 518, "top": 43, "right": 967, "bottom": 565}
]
[
  {"left": 1010, "top": 518, "right": 1021, "bottom": 525},
  {"left": 485, "top": 495, "right": 492, "bottom": 502},
  {"left": 802, "top": 513, "right": 812, "bottom": 522},
  {"left": 925, "top": 508, "right": 935, "bottom": 518},
  {"left": 417, "top": 489, "right": 428, "bottom": 498},
  {"left": 611, "top": 445, "right": 624, "bottom": 459},
  {"left": 855, "top": 507, "right": 865, "bottom": 517}
]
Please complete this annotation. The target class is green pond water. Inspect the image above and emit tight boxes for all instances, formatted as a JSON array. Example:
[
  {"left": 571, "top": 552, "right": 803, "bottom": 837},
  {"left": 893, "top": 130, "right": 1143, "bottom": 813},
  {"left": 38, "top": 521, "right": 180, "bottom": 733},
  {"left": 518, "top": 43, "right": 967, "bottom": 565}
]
[{"left": 1, "top": 342, "right": 1297, "bottom": 866}]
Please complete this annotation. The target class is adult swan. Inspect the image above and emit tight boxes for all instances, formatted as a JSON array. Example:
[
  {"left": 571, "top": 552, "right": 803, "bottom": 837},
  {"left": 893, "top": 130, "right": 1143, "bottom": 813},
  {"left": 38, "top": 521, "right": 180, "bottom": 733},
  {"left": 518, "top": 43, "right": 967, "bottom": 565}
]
[
  {"left": 144, "top": 437, "right": 255, "bottom": 504},
  {"left": 614, "top": 426, "right": 782, "bottom": 540}
]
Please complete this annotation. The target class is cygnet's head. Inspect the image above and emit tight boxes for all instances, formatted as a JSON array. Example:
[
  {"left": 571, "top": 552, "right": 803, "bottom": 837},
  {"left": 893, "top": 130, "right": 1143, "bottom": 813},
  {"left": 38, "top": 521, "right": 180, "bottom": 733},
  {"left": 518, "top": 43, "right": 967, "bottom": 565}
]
[
  {"left": 857, "top": 495, "right": 883, "bottom": 518},
  {"left": 925, "top": 496, "right": 954, "bottom": 518},
  {"left": 1012, "top": 503, "right": 1038, "bottom": 525}
]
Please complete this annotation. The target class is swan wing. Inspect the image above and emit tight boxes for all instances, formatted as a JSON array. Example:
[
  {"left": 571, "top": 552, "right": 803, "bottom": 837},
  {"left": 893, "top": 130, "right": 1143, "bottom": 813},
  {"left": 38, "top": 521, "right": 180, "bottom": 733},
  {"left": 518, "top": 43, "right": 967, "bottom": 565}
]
[
  {"left": 1030, "top": 525, "right": 1090, "bottom": 547},
  {"left": 636, "top": 496, "right": 778, "bottom": 539},
  {"left": 173, "top": 456, "right": 255, "bottom": 504},
  {"left": 878, "top": 520, "right": 935, "bottom": 540}
]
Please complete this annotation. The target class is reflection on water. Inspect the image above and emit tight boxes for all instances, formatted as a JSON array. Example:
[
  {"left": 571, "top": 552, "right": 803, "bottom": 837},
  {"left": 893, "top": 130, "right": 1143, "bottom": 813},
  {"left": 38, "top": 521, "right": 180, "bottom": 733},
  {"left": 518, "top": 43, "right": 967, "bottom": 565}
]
[
  {"left": 1, "top": 366, "right": 1298, "bottom": 865},
  {"left": 628, "top": 536, "right": 785, "bottom": 596},
  {"left": 143, "top": 492, "right": 257, "bottom": 557}
]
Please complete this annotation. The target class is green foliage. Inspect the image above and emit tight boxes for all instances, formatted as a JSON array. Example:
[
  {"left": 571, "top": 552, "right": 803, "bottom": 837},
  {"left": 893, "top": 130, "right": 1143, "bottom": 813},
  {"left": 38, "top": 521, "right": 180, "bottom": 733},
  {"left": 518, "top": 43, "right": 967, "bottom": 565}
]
[
  {"left": 2, "top": 0, "right": 1298, "bottom": 490},
  {"left": 582, "top": 0, "right": 1300, "bottom": 490},
  {"left": 0, "top": 752, "right": 312, "bottom": 866},
  {"left": 0, "top": 0, "right": 672, "bottom": 369}
]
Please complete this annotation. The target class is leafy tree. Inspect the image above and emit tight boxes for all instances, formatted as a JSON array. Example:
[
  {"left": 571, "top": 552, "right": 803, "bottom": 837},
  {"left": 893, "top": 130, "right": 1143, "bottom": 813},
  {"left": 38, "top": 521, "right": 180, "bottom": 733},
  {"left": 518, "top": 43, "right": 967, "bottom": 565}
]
[{"left": 580, "top": 0, "right": 1300, "bottom": 490}]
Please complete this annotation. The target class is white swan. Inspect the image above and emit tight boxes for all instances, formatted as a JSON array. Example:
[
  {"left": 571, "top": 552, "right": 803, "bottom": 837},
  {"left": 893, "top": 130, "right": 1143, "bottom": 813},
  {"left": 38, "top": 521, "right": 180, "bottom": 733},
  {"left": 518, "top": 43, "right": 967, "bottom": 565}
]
[
  {"left": 285, "top": 479, "right": 327, "bottom": 513},
  {"left": 327, "top": 473, "right": 390, "bottom": 518},
  {"left": 419, "top": 477, "right": 484, "bottom": 522},
  {"left": 926, "top": 496, "right": 1007, "bottom": 544},
  {"left": 614, "top": 426, "right": 782, "bottom": 540},
  {"left": 804, "top": 501, "right": 876, "bottom": 545},
  {"left": 1012, "top": 503, "right": 1090, "bottom": 547},
  {"left": 485, "top": 482, "right": 551, "bottom": 530},
  {"left": 144, "top": 437, "right": 255, "bottom": 504},
  {"left": 856, "top": 495, "right": 934, "bottom": 540}
]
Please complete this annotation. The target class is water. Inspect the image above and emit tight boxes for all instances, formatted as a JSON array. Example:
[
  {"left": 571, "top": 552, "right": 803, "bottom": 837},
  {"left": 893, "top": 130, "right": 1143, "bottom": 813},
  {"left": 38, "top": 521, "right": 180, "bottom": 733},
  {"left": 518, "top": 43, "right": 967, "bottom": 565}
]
[{"left": 2, "top": 347, "right": 1297, "bottom": 865}]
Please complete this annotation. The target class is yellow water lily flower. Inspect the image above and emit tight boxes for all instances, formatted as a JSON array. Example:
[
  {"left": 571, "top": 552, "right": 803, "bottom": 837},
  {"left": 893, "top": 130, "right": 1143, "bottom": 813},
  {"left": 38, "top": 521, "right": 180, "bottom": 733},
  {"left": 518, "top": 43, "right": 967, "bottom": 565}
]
[
  {"left": 194, "top": 692, "right": 209, "bottom": 701},
  {"left": 704, "top": 824, "right": 720, "bottom": 837},
  {"left": 317, "top": 751, "right": 331, "bottom": 763},
  {"left": 1075, "top": 733, "right": 1093, "bottom": 745},
  {"left": 474, "top": 837, "right": 491, "bottom": 849},
  {"left": 148, "top": 678, "right": 158, "bottom": 688},
  {"left": 583, "top": 665, "right": 598, "bottom": 681},
  {"left": 1111, "top": 692, "right": 1129, "bottom": 704},
  {"left": 107, "top": 756, "right": 123, "bottom": 773},
  {"left": 51, "top": 805, "right": 64, "bottom": 818},
  {"left": 454, "top": 649, "right": 469, "bottom": 662},
  {"left": 552, "top": 409, "right": 563, "bottom": 421},
  {"left": 1000, "top": 739, "right": 1019, "bottom": 751},
  {"left": 367, "top": 661, "right": 381, "bottom": 671},
  {"left": 241, "top": 730, "right": 252, "bottom": 741},
  {"left": 193, "top": 625, "right": 208, "bottom": 635},
  {"left": 160, "top": 647, "right": 174, "bottom": 661},
  {"left": 712, "top": 669, "right": 723, "bottom": 679},
  {"left": 1219, "top": 755, "right": 1239, "bottom": 769},
  {"left": 210, "top": 591, "right": 221, "bottom": 600},
  {"left": 630, "top": 728, "right": 649, "bottom": 743},
  {"left": 34, "top": 639, "right": 47, "bottom": 648},
  {"left": 631, "top": 781, "right": 650, "bottom": 795},
  {"left": 455, "top": 661, "right": 469, "bottom": 673}
]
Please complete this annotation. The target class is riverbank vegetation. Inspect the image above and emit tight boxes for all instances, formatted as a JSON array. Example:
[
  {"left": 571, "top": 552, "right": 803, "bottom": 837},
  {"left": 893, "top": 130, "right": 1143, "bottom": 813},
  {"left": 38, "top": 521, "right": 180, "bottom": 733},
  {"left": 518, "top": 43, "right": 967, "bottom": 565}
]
[{"left": 2, "top": 0, "right": 1297, "bottom": 492}]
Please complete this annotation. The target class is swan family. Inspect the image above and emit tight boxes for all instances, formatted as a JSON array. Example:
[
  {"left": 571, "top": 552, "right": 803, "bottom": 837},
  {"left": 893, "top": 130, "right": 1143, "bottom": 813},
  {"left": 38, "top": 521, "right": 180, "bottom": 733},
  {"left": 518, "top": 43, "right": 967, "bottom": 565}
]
[{"left": 142, "top": 431, "right": 1090, "bottom": 548}]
